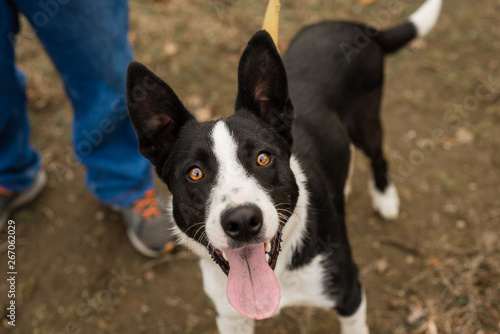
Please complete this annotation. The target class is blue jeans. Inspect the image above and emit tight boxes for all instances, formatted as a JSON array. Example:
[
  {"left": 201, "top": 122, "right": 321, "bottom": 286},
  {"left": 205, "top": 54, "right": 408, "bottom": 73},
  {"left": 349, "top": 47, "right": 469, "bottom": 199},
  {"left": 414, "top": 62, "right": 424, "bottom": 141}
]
[{"left": 0, "top": 0, "right": 153, "bottom": 206}]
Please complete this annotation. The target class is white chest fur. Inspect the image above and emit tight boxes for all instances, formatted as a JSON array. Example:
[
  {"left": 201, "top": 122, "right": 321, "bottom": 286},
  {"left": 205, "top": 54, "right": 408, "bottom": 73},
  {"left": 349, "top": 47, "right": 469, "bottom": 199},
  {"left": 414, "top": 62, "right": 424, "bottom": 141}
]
[{"left": 275, "top": 255, "right": 336, "bottom": 310}]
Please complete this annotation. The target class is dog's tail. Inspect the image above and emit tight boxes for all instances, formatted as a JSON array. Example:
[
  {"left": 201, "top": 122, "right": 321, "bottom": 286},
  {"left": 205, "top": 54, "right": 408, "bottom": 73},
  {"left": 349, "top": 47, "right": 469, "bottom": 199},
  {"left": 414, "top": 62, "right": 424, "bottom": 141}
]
[{"left": 374, "top": 0, "right": 442, "bottom": 54}]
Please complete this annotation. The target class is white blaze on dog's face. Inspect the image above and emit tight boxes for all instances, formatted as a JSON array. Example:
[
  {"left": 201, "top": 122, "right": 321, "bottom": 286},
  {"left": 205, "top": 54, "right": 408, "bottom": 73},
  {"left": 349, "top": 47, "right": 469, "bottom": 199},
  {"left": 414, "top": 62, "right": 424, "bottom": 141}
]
[
  {"left": 205, "top": 120, "right": 280, "bottom": 251},
  {"left": 126, "top": 31, "right": 297, "bottom": 321}
]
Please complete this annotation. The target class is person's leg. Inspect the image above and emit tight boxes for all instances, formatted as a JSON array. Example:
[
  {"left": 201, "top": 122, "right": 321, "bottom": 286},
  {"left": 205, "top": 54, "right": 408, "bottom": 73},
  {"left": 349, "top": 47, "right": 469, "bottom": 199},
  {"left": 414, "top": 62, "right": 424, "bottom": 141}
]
[
  {"left": 0, "top": 0, "right": 41, "bottom": 192},
  {"left": 13, "top": 0, "right": 173, "bottom": 256},
  {"left": 14, "top": 0, "right": 153, "bottom": 207}
]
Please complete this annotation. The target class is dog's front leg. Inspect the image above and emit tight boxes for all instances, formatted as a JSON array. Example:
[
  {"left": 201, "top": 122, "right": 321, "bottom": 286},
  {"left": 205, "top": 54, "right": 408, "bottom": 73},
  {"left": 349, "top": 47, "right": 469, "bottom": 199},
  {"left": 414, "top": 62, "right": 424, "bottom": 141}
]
[
  {"left": 199, "top": 259, "right": 255, "bottom": 334},
  {"left": 337, "top": 290, "right": 369, "bottom": 334}
]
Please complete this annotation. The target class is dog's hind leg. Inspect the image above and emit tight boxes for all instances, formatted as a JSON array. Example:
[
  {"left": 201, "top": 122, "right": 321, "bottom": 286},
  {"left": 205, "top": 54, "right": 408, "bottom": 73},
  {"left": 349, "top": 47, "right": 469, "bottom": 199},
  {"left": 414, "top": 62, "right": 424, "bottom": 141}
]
[
  {"left": 343, "top": 88, "right": 399, "bottom": 220},
  {"left": 367, "top": 177, "right": 399, "bottom": 220}
]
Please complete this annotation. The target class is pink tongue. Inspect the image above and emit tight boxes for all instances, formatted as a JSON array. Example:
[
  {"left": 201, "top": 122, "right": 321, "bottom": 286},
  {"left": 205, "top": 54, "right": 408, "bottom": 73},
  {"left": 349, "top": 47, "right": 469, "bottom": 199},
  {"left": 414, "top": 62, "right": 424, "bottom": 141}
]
[{"left": 225, "top": 243, "right": 281, "bottom": 320}]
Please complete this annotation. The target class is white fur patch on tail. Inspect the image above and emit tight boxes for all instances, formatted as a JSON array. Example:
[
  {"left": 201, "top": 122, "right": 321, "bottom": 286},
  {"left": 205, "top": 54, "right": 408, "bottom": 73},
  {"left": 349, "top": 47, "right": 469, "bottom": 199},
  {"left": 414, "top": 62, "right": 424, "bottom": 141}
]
[
  {"left": 409, "top": 0, "right": 442, "bottom": 37},
  {"left": 338, "top": 291, "right": 369, "bottom": 334},
  {"left": 368, "top": 180, "right": 400, "bottom": 220}
]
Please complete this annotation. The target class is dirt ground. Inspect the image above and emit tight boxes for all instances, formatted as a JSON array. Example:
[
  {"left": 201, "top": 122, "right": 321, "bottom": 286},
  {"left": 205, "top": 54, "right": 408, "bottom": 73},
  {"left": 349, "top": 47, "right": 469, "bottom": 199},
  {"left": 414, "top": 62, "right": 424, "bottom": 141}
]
[{"left": 1, "top": 0, "right": 500, "bottom": 333}]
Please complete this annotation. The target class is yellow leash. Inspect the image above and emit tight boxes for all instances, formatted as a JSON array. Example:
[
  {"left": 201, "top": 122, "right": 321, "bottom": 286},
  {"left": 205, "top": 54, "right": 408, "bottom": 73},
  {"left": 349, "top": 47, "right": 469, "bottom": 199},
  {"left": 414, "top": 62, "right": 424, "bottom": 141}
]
[{"left": 262, "top": 0, "right": 281, "bottom": 49}]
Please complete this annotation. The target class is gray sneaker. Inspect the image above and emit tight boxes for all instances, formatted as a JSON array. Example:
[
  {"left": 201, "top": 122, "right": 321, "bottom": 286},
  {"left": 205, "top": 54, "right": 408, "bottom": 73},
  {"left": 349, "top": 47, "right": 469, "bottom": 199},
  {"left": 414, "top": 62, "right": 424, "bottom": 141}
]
[
  {"left": 0, "top": 170, "right": 47, "bottom": 230},
  {"left": 120, "top": 189, "right": 177, "bottom": 257}
]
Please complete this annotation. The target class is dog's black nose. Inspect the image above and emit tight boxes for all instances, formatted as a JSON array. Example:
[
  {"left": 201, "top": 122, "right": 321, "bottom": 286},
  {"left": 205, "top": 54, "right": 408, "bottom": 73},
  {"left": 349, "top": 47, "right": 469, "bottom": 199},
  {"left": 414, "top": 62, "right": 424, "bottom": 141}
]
[{"left": 221, "top": 204, "right": 263, "bottom": 242}]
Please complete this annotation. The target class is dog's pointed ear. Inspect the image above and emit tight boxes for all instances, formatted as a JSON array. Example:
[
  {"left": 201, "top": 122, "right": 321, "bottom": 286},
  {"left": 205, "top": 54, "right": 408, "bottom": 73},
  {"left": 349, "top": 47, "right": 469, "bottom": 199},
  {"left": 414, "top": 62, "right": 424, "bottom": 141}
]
[
  {"left": 235, "top": 30, "right": 294, "bottom": 148},
  {"left": 126, "top": 61, "right": 195, "bottom": 171}
]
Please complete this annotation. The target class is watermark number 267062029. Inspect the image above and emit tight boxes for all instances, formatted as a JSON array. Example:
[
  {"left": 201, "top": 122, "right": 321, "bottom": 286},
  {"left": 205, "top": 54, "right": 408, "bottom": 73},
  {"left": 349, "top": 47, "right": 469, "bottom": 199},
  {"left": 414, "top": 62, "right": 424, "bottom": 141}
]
[{"left": 6, "top": 220, "right": 17, "bottom": 327}]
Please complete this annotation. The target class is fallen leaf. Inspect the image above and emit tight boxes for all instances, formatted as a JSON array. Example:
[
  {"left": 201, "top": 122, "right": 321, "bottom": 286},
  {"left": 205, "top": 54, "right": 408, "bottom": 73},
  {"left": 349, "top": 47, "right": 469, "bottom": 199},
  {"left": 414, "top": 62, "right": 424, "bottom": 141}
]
[
  {"left": 376, "top": 258, "right": 389, "bottom": 275},
  {"left": 97, "top": 319, "right": 116, "bottom": 334},
  {"left": 388, "top": 299, "right": 406, "bottom": 310},
  {"left": 427, "top": 320, "right": 438, "bottom": 334},
  {"left": 163, "top": 42, "right": 179, "bottom": 56},
  {"left": 405, "top": 255, "right": 415, "bottom": 264},
  {"left": 144, "top": 270, "right": 155, "bottom": 282},
  {"left": 455, "top": 128, "right": 475, "bottom": 145},
  {"left": 194, "top": 106, "right": 213, "bottom": 122},
  {"left": 186, "top": 95, "right": 202, "bottom": 107},
  {"left": 425, "top": 257, "right": 439, "bottom": 267},
  {"left": 455, "top": 220, "right": 467, "bottom": 229},
  {"left": 481, "top": 231, "right": 498, "bottom": 252}
]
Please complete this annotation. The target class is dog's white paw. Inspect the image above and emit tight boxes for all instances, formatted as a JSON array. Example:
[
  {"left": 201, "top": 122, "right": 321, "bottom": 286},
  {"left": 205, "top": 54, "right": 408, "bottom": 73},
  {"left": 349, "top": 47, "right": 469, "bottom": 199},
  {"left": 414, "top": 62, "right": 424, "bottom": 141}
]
[
  {"left": 338, "top": 290, "right": 369, "bottom": 334},
  {"left": 368, "top": 180, "right": 400, "bottom": 220}
]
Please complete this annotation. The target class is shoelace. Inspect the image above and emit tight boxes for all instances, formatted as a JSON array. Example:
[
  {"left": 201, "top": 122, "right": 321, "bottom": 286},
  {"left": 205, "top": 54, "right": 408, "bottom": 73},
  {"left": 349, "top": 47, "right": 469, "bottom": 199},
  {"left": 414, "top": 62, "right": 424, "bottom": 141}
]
[
  {"left": 0, "top": 185, "right": 14, "bottom": 197},
  {"left": 132, "top": 189, "right": 161, "bottom": 221}
]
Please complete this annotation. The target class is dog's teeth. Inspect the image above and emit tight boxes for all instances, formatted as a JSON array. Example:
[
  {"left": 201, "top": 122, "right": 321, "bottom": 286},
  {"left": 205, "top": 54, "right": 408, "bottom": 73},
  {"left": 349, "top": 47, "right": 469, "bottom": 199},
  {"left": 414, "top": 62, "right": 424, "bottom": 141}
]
[
  {"left": 266, "top": 253, "right": 270, "bottom": 263},
  {"left": 265, "top": 242, "right": 271, "bottom": 253},
  {"left": 222, "top": 251, "right": 228, "bottom": 262}
]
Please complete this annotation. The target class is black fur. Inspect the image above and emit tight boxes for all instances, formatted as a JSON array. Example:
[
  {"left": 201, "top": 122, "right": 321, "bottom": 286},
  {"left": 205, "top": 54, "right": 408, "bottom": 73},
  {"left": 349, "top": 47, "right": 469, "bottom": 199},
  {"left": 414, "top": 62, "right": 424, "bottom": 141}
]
[
  {"left": 127, "top": 18, "right": 421, "bottom": 320},
  {"left": 235, "top": 31, "right": 295, "bottom": 150}
]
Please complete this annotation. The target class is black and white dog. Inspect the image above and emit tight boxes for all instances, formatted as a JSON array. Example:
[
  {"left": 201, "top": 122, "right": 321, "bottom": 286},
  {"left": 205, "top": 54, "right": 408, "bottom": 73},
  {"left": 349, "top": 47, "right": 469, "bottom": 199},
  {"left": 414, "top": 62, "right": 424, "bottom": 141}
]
[{"left": 126, "top": 0, "right": 441, "bottom": 332}]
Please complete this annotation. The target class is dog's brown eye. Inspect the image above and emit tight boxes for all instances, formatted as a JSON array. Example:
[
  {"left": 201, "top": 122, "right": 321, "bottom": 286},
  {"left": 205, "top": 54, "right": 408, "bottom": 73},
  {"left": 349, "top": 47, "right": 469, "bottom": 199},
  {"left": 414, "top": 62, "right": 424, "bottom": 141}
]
[
  {"left": 188, "top": 167, "right": 204, "bottom": 181},
  {"left": 257, "top": 153, "right": 271, "bottom": 166}
]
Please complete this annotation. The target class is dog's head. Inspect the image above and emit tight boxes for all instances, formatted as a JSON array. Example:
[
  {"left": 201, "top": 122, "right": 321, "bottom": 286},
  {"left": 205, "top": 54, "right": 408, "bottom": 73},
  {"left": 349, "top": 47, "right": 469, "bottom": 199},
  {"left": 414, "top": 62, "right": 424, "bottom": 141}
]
[{"left": 126, "top": 31, "right": 298, "bottom": 319}]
